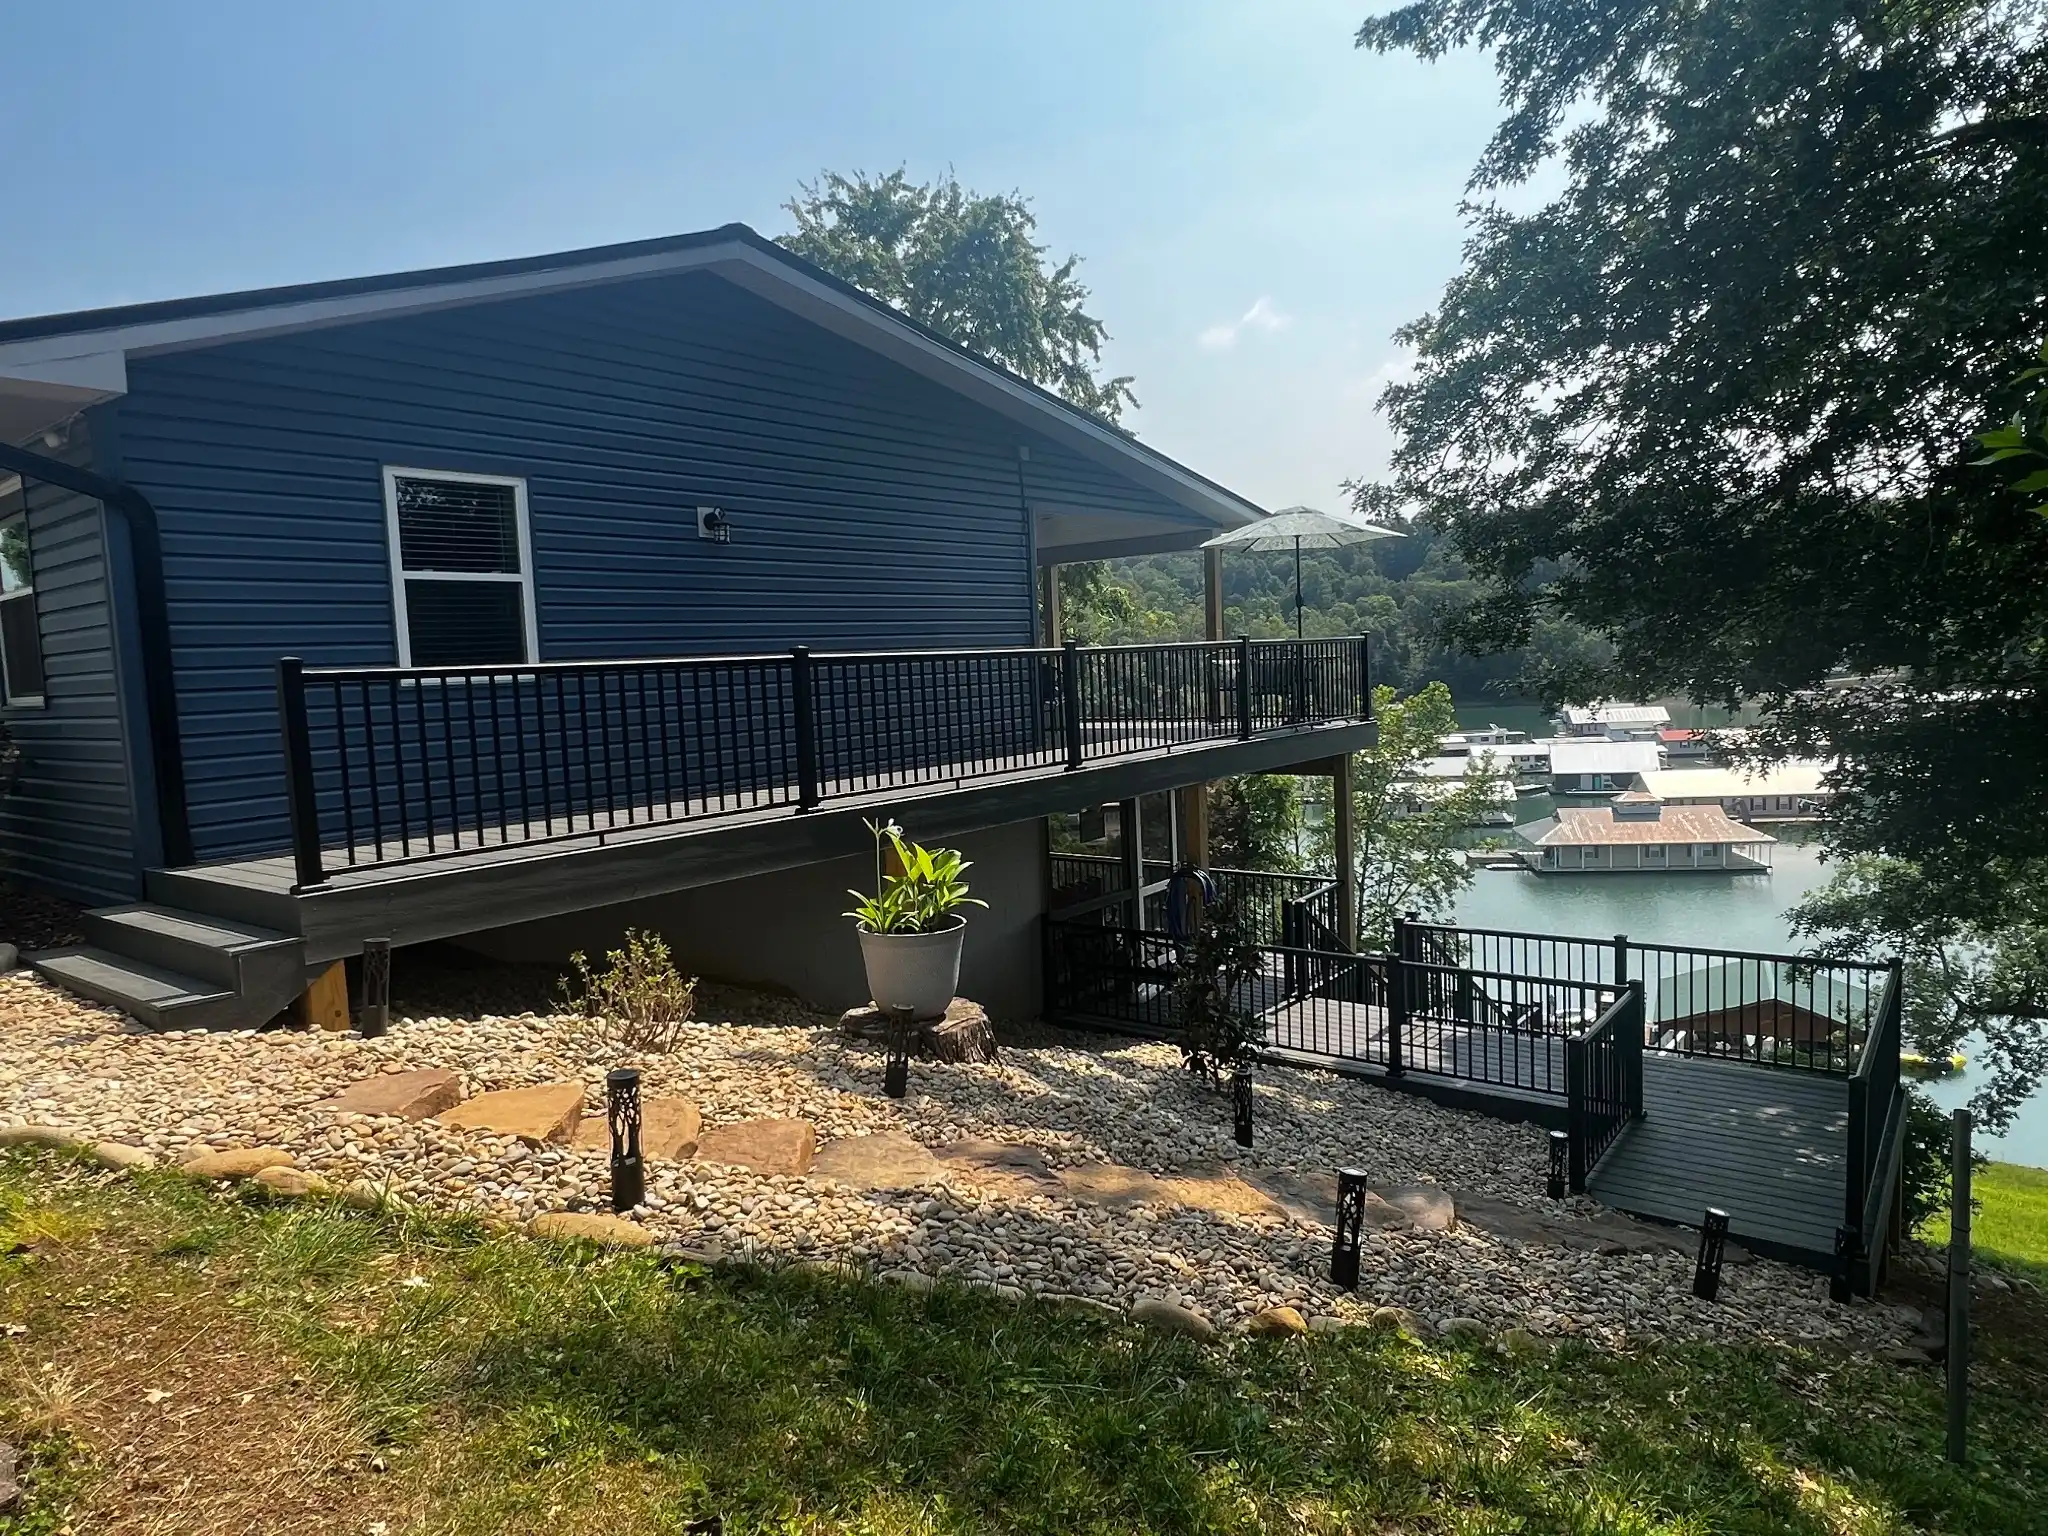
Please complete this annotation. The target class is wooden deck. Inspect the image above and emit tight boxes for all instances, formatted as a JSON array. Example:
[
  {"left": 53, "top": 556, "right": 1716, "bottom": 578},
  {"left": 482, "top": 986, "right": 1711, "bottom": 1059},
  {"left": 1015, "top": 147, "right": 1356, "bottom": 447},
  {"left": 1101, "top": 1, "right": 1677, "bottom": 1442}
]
[
  {"left": 1589, "top": 1054, "right": 1847, "bottom": 1265},
  {"left": 151, "top": 716, "right": 1377, "bottom": 962},
  {"left": 1073, "top": 972, "right": 1849, "bottom": 1269}
]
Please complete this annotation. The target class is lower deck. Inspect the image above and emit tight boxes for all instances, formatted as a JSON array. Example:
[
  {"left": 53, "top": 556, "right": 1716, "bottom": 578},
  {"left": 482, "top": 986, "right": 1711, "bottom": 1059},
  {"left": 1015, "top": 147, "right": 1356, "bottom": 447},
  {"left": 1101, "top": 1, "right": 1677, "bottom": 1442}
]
[
  {"left": 1051, "top": 959, "right": 1853, "bottom": 1272},
  {"left": 1590, "top": 1055, "right": 1847, "bottom": 1263}
]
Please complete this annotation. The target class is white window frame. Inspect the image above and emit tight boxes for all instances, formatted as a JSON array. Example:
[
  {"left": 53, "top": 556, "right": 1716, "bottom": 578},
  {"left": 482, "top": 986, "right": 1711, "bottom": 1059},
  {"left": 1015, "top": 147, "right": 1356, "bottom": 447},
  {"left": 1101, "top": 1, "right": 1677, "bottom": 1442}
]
[
  {"left": 0, "top": 484, "right": 46, "bottom": 709},
  {"left": 382, "top": 466, "right": 539, "bottom": 668}
]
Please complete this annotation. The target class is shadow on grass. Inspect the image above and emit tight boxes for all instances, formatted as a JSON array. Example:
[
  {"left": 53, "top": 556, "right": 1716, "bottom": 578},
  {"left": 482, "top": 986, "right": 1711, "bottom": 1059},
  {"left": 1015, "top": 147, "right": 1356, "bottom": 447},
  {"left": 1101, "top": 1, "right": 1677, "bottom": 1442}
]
[
  {"left": 323, "top": 1230, "right": 2046, "bottom": 1536},
  {"left": 8, "top": 1151, "right": 2045, "bottom": 1535}
]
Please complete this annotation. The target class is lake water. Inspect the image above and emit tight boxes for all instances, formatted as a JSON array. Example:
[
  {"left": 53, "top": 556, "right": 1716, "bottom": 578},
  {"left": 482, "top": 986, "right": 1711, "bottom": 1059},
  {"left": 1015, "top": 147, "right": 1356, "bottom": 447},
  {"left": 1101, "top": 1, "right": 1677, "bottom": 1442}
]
[{"left": 1453, "top": 834, "right": 2048, "bottom": 1168}]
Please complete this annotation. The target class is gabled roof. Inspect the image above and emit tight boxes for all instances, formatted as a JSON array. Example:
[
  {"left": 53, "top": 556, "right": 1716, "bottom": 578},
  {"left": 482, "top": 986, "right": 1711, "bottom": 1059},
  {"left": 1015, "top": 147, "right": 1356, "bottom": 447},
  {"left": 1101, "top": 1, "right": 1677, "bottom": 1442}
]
[
  {"left": 1527, "top": 804, "right": 1776, "bottom": 847},
  {"left": 1562, "top": 703, "right": 1671, "bottom": 728},
  {"left": 0, "top": 223, "right": 1265, "bottom": 543}
]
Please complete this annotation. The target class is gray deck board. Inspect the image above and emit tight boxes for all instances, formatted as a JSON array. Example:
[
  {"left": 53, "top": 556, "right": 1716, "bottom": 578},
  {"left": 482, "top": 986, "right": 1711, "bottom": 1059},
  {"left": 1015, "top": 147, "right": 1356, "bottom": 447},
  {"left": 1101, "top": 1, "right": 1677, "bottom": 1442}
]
[{"left": 1589, "top": 1055, "right": 1847, "bottom": 1259}]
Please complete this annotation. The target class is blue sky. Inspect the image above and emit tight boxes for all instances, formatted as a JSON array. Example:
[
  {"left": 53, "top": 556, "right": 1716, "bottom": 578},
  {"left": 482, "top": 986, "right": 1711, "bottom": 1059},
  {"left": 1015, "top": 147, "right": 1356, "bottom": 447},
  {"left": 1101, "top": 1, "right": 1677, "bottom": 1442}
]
[{"left": 1, "top": 1, "right": 1500, "bottom": 509}]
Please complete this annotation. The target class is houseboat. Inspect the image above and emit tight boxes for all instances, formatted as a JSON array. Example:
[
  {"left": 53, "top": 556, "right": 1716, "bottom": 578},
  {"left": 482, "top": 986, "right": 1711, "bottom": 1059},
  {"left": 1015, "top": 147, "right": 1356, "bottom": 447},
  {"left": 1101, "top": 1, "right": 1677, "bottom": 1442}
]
[
  {"left": 1546, "top": 738, "right": 1662, "bottom": 796},
  {"left": 1519, "top": 794, "right": 1776, "bottom": 873},
  {"left": 1556, "top": 702, "right": 1670, "bottom": 740},
  {"left": 1394, "top": 774, "right": 1518, "bottom": 827},
  {"left": 1657, "top": 727, "right": 1714, "bottom": 759},
  {"left": 1638, "top": 761, "right": 1834, "bottom": 823}
]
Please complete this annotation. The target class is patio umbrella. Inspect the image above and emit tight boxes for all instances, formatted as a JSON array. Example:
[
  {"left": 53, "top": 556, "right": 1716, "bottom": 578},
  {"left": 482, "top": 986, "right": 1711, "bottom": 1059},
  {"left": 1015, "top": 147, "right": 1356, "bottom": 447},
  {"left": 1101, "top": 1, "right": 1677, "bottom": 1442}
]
[{"left": 1201, "top": 506, "right": 1403, "bottom": 637}]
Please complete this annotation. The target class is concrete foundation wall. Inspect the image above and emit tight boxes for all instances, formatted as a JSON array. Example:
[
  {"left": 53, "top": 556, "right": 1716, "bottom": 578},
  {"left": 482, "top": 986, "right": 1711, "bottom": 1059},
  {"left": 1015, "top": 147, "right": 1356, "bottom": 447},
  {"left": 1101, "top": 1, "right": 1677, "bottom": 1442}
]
[{"left": 458, "top": 819, "right": 1048, "bottom": 1019}]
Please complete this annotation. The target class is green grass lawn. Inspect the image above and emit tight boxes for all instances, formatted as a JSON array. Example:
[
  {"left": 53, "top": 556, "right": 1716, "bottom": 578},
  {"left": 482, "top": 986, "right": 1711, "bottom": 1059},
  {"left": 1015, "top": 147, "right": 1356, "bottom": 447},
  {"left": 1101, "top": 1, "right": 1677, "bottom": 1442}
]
[
  {"left": 1922, "top": 1159, "right": 2048, "bottom": 1288},
  {"left": 3, "top": 1150, "right": 2045, "bottom": 1536}
]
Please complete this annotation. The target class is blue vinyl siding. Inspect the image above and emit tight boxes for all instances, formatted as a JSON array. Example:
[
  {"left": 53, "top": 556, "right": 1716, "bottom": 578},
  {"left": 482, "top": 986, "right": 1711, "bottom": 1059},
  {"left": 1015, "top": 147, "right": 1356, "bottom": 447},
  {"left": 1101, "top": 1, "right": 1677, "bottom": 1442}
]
[
  {"left": 109, "top": 270, "right": 1179, "bottom": 862},
  {"left": 0, "top": 421, "right": 143, "bottom": 901}
]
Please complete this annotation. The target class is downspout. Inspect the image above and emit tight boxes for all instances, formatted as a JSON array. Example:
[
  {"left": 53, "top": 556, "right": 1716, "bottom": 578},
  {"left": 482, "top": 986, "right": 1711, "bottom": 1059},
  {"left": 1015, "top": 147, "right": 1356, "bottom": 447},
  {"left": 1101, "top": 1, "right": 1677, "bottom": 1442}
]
[{"left": 0, "top": 440, "right": 192, "bottom": 867}]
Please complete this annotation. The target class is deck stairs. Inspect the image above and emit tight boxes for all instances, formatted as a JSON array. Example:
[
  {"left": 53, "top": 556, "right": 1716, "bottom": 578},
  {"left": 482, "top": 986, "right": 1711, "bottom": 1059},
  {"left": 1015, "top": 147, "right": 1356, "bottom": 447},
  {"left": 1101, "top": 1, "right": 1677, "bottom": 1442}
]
[{"left": 32, "top": 902, "right": 309, "bottom": 1032}]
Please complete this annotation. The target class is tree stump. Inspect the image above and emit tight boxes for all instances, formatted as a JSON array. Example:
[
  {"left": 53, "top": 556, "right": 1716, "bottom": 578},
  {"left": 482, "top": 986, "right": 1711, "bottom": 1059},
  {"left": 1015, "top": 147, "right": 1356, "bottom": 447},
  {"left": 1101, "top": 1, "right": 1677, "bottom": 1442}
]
[
  {"left": 919, "top": 997, "right": 1001, "bottom": 1064},
  {"left": 837, "top": 996, "right": 1001, "bottom": 1065}
]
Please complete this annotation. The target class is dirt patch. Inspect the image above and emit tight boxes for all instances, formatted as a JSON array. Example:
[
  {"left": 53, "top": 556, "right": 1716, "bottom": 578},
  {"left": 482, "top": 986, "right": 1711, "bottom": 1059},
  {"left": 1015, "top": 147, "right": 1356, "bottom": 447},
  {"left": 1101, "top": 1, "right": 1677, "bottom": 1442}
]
[
  {"left": 0, "top": 882, "right": 84, "bottom": 952},
  {"left": 2, "top": 1230, "right": 408, "bottom": 1534}
]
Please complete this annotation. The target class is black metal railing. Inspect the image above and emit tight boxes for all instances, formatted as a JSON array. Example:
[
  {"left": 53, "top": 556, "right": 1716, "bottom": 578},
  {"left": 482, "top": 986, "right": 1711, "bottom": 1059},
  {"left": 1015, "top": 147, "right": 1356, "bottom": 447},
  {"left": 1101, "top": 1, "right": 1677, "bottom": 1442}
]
[
  {"left": 277, "top": 635, "right": 1370, "bottom": 889},
  {"left": 1566, "top": 981, "right": 1645, "bottom": 1191},
  {"left": 1405, "top": 919, "right": 1889, "bottom": 1074},
  {"left": 1840, "top": 957, "right": 1907, "bottom": 1296},
  {"left": 1041, "top": 915, "right": 1642, "bottom": 1120}
]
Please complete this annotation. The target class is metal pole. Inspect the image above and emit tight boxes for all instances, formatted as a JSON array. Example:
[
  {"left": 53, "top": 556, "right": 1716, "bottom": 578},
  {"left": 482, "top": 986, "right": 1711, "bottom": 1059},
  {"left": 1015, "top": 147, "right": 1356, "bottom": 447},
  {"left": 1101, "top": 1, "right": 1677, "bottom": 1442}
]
[
  {"left": 358, "top": 937, "right": 391, "bottom": 1039},
  {"left": 1294, "top": 537, "right": 1304, "bottom": 638},
  {"left": 275, "top": 657, "right": 328, "bottom": 892},
  {"left": 790, "top": 646, "right": 819, "bottom": 812},
  {"left": 1947, "top": 1108, "right": 1972, "bottom": 1465}
]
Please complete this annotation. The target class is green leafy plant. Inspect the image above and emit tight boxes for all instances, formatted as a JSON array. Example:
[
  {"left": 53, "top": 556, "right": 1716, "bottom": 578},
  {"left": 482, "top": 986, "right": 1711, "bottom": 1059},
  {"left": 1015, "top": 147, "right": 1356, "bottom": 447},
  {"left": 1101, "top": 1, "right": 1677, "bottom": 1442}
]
[
  {"left": 1972, "top": 342, "right": 2048, "bottom": 516},
  {"left": 560, "top": 928, "right": 697, "bottom": 1052},
  {"left": 844, "top": 818, "right": 988, "bottom": 935},
  {"left": 1170, "top": 894, "right": 1266, "bottom": 1082}
]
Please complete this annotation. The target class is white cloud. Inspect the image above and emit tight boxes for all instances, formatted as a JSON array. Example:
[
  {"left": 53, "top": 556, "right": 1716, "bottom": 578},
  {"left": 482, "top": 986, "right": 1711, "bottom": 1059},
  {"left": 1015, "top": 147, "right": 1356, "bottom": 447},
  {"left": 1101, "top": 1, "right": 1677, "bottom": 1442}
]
[
  {"left": 1196, "top": 295, "right": 1291, "bottom": 351},
  {"left": 1340, "top": 349, "right": 1417, "bottom": 406}
]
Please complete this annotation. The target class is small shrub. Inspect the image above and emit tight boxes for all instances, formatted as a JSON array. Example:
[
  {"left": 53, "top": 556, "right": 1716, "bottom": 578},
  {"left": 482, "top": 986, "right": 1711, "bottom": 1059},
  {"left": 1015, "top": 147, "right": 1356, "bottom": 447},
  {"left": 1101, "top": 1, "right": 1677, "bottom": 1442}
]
[
  {"left": 561, "top": 929, "right": 697, "bottom": 1052},
  {"left": 1170, "top": 894, "right": 1266, "bottom": 1083},
  {"left": 1901, "top": 1085, "right": 1970, "bottom": 1235}
]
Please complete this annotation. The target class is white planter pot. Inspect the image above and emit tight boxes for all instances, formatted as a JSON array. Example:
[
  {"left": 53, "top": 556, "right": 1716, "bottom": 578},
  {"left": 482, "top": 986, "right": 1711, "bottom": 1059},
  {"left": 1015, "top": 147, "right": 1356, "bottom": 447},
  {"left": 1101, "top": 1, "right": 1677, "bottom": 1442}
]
[{"left": 857, "top": 917, "right": 966, "bottom": 1019}]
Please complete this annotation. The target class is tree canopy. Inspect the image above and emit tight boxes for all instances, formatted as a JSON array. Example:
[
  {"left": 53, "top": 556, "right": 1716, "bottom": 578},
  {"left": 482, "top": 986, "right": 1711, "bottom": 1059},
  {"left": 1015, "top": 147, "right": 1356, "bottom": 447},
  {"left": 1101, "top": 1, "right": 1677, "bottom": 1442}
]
[
  {"left": 1064, "top": 517, "right": 1609, "bottom": 701},
  {"left": 1359, "top": 0, "right": 2048, "bottom": 1122},
  {"left": 780, "top": 169, "right": 1135, "bottom": 424}
]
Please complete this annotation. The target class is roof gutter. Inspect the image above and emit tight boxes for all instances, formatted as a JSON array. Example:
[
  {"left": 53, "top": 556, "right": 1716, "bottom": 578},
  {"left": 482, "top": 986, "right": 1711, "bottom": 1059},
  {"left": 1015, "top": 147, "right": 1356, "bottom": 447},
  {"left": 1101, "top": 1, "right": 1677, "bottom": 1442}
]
[{"left": 0, "top": 441, "right": 191, "bottom": 867}]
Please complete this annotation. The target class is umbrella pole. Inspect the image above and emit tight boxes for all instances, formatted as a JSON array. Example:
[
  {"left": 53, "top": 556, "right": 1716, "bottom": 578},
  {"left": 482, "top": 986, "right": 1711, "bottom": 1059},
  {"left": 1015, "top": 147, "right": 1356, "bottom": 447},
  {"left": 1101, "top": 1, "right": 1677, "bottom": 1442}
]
[{"left": 1294, "top": 537, "right": 1304, "bottom": 638}]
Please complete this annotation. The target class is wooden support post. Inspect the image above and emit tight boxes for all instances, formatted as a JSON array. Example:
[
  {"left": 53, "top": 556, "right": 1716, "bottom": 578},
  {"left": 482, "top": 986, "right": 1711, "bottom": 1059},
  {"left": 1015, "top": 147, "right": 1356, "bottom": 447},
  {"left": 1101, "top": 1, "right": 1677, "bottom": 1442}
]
[
  {"left": 1947, "top": 1108, "right": 1972, "bottom": 1465},
  {"left": 293, "top": 960, "right": 351, "bottom": 1033},
  {"left": 1040, "top": 563, "right": 1063, "bottom": 647},
  {"left": 1176, "top": 784, "right": 1209, "bottom": 867},
  {"left": 1204, "top": 547, "right": 1224, "bottom": 641},
  {"left": 1332, "top": 753, "right": 1356, "bottom": 949}
]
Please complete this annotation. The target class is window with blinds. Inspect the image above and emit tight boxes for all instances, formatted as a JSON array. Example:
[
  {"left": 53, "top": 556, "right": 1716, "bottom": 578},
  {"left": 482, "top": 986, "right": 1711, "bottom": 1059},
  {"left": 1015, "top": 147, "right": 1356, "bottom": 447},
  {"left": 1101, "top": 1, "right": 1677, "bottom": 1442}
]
[
  {"left": 0, "top": 477, "right": 45, "bottom": 707},
  {"left": 383, "top": 469, "right": 535, "bottom": 667}
]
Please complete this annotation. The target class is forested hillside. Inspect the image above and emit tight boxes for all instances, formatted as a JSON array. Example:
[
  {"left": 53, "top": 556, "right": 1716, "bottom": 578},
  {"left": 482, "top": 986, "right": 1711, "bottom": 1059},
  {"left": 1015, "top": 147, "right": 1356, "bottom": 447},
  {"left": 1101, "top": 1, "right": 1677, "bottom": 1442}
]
[{"left": 1065, "top": 518, "right": 1609, "bottom": 700}]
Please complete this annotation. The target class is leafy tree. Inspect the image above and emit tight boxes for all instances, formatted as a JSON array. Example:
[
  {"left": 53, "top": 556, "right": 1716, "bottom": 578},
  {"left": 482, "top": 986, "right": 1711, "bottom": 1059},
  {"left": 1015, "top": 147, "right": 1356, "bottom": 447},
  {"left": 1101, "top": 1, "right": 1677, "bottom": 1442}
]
[
  {"left": 1210, "top": 774, "right": 1306, "bottom": 872},
  {"left": 1074, "top": 518, "right": 1608, "bottom": 699},
  {"left": 1974, "top": 342, "right": 2048, "bottom": 517},
  {"left": 1170, "top": 893, "right": 1267, "bottom": 1082},
  {"left": 1315, "top": 681, "right": 1500, "bottom": 950},
  {"left": 781, "top": 168, "right": 1135, "bottom": 424},
  {"left": 1359, "top": 0, "right": 2048, "bottom": 1124}
]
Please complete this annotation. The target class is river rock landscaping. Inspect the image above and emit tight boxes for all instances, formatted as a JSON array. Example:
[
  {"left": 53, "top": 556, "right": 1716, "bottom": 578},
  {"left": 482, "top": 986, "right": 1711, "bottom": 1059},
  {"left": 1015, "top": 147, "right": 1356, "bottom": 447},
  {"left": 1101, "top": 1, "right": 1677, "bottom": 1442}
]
[{"left": 0, "top": 966, "right": 1914, "bottom": 1351}]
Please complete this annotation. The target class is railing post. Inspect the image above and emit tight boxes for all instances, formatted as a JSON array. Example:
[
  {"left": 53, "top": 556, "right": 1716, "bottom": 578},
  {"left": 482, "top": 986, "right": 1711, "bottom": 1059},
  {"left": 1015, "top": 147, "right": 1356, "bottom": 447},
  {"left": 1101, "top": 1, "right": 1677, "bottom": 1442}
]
[
  {"left": 1061, "top": 640, "right": 1085, "bottom": 770},
  {"left": 1625, "top": 978, "right": 1646, "bottom": 1118},
  {"left": 275, "top": 657, "right": 328, "bottom": 892},
  {"left": 1357, "top": 634, "right": 1372, "bottom": 718},
  {"left": 791, "top": 645, "right": 820, "bottom": 811},
  {"left": 1843, "top": 1069, "right": 1869, "bottom": 1259},
  {"left": 1236, "top": 634, "right": 1253, "bottom": 738},
  {"left": 1613, "top": 932, "right": 1629, "bottom": 989},
  {"left": 1386, "top": 919, "right": 1408, "bottom": 1079},
  {"left": 1565, "top": 1033, "right": 1589, "bottom": 1192}
]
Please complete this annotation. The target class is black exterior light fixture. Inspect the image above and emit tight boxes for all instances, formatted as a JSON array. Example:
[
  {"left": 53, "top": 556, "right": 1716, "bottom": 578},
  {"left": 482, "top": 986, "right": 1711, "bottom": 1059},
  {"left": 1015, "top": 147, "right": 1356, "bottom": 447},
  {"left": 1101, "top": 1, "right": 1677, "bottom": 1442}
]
[
  {"left": 607, "top": 1067, "right": 645, "bottom": 1213},
  {"left": 358, "top": 936, "right": 391, "bottom": 1039},
  {"left": 1547, "top": 1130, "right": 1569, "bottom": 1199},
  {"left": 885, "top": 1005, "right": 914, "bottom": 1099},
  {"left": 1232, "top": 1060, "right": 1254, "bottom": 1148},
  {"left": 1694, "top": 1207, "right": 1731, "bottom": 1301},
  {"left": 1331, "top": 1166, "right": 1369, "bottom": 1290}
]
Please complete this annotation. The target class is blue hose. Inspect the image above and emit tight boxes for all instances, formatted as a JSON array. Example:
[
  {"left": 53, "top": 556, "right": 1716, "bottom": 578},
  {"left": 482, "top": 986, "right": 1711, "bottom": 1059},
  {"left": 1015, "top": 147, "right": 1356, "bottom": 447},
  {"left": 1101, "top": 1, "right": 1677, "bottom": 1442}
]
[{"left": 1166, "top": 864, "right": 1217, "bottom": 940}]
